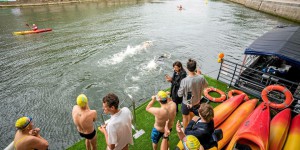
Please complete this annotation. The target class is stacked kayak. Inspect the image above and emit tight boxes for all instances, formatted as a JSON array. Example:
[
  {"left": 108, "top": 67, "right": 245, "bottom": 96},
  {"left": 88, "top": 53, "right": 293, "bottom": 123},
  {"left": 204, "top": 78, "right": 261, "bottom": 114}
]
[
  {"left": 213, "top": 94, "right": 245, "bottom": 127},
  {"left": 226, "top": 102, "right": 270, "bottom": 150},
  {"left": 13, "top": 28, "right": 52, "bottom": 35},
  {"left": 283, "top": 114, "right": 300, "bottom": 150},
  {"left": 269, "top": 108, "right": 291, "bottom": 150},
  {"left": 211, "top": 99, "right": 258, "bottom": 150}
]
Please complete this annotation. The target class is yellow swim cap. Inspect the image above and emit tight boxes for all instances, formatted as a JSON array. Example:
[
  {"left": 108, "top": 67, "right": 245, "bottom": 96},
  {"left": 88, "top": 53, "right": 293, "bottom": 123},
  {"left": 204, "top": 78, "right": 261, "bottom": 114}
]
[
  {"left": 184, "top": 135, "right": 201, "bottom": 150},
  {"left": 77, "top": 94, "right": 88, "bottom": 107},
  {"left": 15, "top": 117, "right": 32, "bottom": 130},
  {"left": 157, "top": 91, "right": 168, "bottom": 101}
]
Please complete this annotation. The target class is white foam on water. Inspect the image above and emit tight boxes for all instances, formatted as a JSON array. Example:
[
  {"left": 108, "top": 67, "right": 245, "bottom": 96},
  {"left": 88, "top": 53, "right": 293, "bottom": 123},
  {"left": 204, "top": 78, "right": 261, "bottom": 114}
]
[
  {"left": 135, "top": 56, "right": 166, "bottom": 77},
  {"left": 123, "top": 56, "right": 168, "bottom": 98},
  {"left": 99, "top": 41, "right": 153, "bottom": 66},
  {"left": 145, "top": 59, "right": 158, "bottom": 71},
  {"left": 162, "top": 53, "right": 172, "bottom": 59},
  {"left": 131, "top": 76, "right": 140, "bottom": 81},
  {"left": 124, "top": 86, "right": 140, "bottom": 95}
]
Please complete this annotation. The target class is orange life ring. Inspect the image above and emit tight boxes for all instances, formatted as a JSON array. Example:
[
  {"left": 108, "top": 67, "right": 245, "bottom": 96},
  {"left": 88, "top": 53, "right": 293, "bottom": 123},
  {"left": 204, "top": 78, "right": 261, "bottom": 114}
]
[
  {"left": 204, "top": 87, "right": 226, "bottom": 102},
  {"left": 261, "top": 85, "right": 293, "bottom": 109},
  {"left": 228, "top": 89, "right": 249, "bottom": 101}
]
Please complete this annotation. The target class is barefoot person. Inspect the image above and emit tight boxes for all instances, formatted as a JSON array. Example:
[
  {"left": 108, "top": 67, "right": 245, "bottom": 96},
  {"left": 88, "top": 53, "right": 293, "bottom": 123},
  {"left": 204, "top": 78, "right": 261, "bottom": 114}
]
[
  {"left": 72, "top": 94, "right": 97, "bottom": 150},
  {"left": 98, "top": 93, "right": 133, "bottom": 150},
  {"left": 178, "top": 59, "right": 208, "bottom": 129},
  {"left": 13, "top": 116, "right": 49, "bottom": 150},
  {"left": 146, "top": 91, "right": 176, "bottom": 150}
]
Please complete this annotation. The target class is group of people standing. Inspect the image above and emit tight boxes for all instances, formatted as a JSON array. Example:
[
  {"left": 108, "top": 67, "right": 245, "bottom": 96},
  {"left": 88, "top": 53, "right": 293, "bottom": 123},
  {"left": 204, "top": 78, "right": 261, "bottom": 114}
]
[
  {"left": 13, "top": 93, "right": 133, "bottom": 150},
  {"left": 72, "top": 93, "right": 133, "bottom": 150},
  {"left": 147, "top": 58, "right": 216, "bottom": 150},
  {"left": 12, "top": 58, "right": 215, "bottom": 150}
]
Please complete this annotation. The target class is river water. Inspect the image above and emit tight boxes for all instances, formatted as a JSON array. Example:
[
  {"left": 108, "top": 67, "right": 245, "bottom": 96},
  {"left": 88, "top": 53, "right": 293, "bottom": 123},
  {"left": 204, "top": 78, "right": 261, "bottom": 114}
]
[{"left": 0, "top": 0, "right": 298, "bottom": 149}]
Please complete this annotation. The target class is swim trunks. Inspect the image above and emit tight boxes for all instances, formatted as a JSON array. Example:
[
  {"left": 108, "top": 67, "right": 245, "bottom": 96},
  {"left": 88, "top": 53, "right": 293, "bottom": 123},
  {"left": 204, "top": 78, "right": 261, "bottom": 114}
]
[
  {"left": 151, "top": 127, "right": 172, "bottom": 144},
  {"left": 79, "top": 129, "right": 96, "bottom": 139}
]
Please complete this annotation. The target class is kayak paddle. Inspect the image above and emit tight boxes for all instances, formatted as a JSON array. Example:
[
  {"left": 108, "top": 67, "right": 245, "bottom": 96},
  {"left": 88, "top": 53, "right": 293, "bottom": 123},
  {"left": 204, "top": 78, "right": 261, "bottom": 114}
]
[{"left": 25, "top": 24, "right": 31, "bottom": 29}]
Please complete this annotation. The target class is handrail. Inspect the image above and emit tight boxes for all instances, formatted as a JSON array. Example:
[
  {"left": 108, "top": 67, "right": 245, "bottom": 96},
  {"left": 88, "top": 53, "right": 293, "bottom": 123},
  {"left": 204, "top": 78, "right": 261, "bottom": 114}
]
[
  {"left": 217, "top": 58, "right": 300, "bottom": 113},
  {"left": 127, "top": 94, "right": 137, "bottom": 129}
]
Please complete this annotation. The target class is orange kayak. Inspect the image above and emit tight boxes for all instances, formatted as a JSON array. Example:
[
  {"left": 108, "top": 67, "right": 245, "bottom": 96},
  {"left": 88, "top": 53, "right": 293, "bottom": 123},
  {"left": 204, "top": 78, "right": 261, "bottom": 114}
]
[
  {"left": 212, "top": 99, "right": 258, "bottom": 150},
  {"left": 178, "top": 94, "right": 245, "bottom": 150},
  {"left": 283, "top": 114, "right": 300, "bottom": 150},
  {"left": 213, "top": 94, "right": 245, "bottom": 127},
  {"left": 13, "top": 28, "right": 52, "bottom": 35},
  {"left": 269, "top": 108, "right": 291, "bottom": 150},
  {"left": 226, "top": 102, "right": 270, "bottom": 150}
]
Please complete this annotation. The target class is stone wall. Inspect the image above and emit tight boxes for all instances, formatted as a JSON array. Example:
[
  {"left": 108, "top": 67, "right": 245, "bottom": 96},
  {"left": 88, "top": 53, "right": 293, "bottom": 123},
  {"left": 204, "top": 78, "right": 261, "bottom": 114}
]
[
  {"left": 227, "top": 0, "right": 300, "bottom": 23},
  {"left": 259, "top": 0, "right": 300, "bottom": 22},
  {"left": 1, "top": 0, "right": 300, "bottom": 22},
  {"left": 0, "top": 0, "right": 79, "bottom": 6},
  {"left": 0, "top": 0, "right": 114, "bottom": 6},
  {"left": 229, "top": 0, "right": 246, "bottom": 5},
  {"left": 245, "top": 0, "right": 263, "bottom": 10}
]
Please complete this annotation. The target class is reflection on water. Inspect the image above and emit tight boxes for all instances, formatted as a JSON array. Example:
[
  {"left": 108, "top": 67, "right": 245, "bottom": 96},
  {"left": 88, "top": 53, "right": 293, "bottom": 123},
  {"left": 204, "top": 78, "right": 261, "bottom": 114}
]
[{"left": 0, "top": 0, "right": 298, "bottom": 149}]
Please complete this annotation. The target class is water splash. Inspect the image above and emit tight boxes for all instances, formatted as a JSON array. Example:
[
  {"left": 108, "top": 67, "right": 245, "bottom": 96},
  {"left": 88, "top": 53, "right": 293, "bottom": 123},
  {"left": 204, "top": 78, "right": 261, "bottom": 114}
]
[
  {"left": 124, "top": 86, "right": 140, "bottom": 95},
  {"left": 131, "top": 76, "right": 140, "bottom": 81},
  {"left": 145, "top": 59, "right": 158, "bottom": 71},
  {"left": 100, "top": 41, "right": 153, "bottom": 65}
]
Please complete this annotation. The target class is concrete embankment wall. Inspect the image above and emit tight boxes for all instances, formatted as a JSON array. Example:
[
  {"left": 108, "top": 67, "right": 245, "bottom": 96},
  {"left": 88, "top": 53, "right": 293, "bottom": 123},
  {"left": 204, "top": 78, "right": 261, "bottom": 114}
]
[
  {"left": 228, "top": 0, "right": 300, "bottom": 23},
  {"left": 1, "top": 0, "right": 300, "bottom": 23},
  {"left": 0, "top": 0, "right": 128, "bottom": 7}
]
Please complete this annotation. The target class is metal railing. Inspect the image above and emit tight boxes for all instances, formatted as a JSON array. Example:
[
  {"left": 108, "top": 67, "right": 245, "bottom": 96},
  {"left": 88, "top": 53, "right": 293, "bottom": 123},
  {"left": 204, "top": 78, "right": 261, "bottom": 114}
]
[{"left": 217, "top": 59, "right": 300, "bottom": 113}]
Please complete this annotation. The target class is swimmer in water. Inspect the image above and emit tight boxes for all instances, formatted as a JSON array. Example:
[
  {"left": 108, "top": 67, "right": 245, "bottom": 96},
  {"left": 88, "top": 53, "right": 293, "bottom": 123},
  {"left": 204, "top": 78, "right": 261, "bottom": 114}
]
[
  {"left": 178, "top": 5, "right": 183, "bottom": 10},
  {"left": 142, "top": 41, "right": 153, "bottom": 49}
]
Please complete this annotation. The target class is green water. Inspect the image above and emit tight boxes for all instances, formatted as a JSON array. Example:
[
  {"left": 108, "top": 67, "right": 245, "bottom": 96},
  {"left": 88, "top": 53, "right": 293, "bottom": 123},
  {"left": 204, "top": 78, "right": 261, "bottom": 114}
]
[{"left": 0, "top": 0, "right": 298, "bottom": 149}]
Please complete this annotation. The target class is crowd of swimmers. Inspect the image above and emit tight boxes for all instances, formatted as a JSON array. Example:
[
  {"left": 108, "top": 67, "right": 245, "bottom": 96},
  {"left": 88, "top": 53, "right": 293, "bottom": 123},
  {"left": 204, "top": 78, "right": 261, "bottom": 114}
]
[{"left": 13, "top": 58, "right": 218, "bottom": 150}]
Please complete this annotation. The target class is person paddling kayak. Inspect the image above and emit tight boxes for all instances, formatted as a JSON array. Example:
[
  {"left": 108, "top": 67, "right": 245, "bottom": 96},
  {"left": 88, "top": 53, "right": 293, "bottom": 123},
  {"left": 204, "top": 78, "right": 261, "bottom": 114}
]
[{"left": 32, "top": 24, "right": 38, "bottom": 31}]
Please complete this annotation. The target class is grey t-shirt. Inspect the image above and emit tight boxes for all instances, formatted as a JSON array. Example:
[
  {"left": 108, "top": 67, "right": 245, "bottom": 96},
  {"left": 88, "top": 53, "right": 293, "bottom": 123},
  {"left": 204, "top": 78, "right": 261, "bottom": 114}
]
[{"left": 177, "top": 74, "right": 208, "bottom": 105}]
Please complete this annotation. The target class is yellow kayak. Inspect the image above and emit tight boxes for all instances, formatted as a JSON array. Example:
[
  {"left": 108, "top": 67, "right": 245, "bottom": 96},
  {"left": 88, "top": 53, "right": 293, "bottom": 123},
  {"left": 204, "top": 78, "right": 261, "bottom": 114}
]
[{"left": 13, "top": 28, "right": 52, "bottom": 35}]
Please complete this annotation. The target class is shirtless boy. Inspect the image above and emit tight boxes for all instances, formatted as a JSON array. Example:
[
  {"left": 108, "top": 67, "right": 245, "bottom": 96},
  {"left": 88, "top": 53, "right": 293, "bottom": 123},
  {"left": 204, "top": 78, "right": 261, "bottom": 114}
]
[
  {"left": 146, "top": 91, "right": 176, "bottom": 150},
  {"left": 72, "top": 94, "right": 97, "bottom": 150}
]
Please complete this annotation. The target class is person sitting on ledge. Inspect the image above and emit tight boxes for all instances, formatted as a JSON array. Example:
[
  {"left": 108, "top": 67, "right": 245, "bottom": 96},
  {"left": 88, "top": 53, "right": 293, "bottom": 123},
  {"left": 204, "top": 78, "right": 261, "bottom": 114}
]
[{"left": 13, "top": 116, "right": 49, "bottom": 150}]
